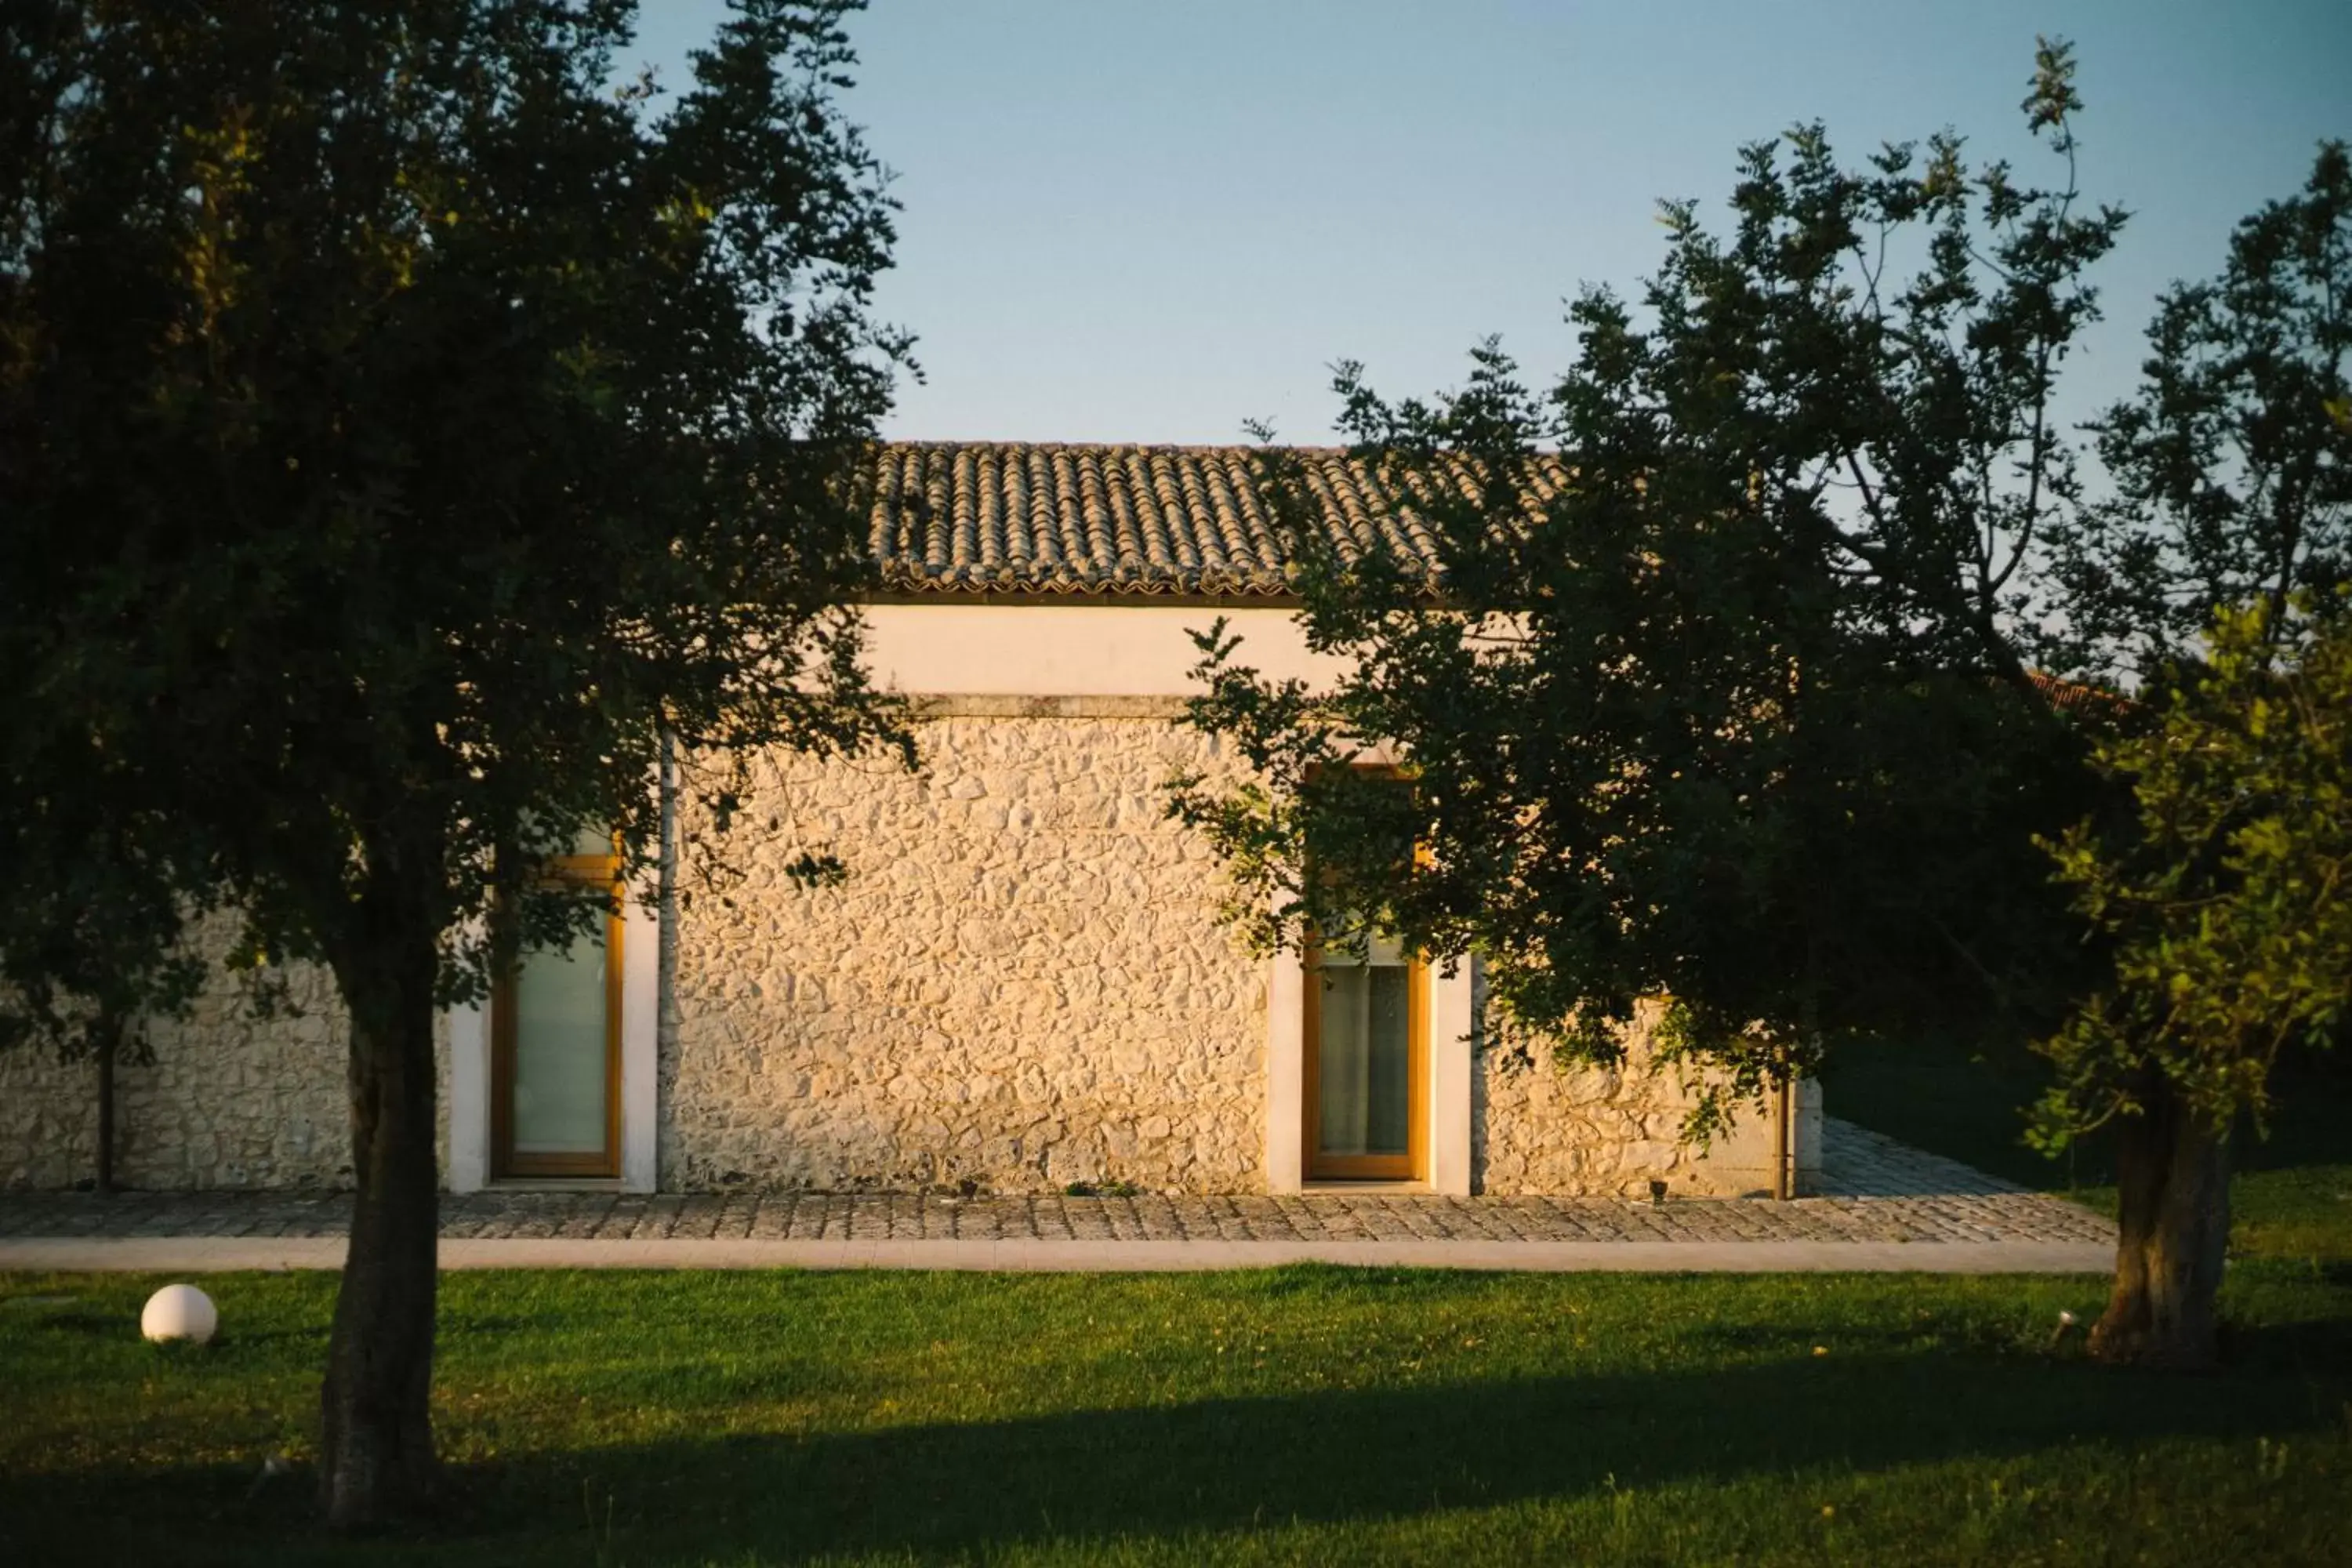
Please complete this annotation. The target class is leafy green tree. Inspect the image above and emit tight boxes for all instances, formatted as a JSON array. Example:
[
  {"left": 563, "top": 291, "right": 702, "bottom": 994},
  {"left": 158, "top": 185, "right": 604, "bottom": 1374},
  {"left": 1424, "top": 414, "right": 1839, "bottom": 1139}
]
[
  {"left": 2037, "top": 597, "right": 2351, "bottom": 1366},
  {"left": 0, "top": 772, "right": 212, "bottom": 1193},
  {"left": 2041, "top": 143, "right": 2350, "bottom": 681},
  {"left": 2, "top": 0, "right": 910, "bottom": 1525},
  {"left": 2028, "top": 143, "right": 2350, "bottom": 1367},
  {"left": 1173, "top": 42, "right": 2115, "bottom": 1143}
]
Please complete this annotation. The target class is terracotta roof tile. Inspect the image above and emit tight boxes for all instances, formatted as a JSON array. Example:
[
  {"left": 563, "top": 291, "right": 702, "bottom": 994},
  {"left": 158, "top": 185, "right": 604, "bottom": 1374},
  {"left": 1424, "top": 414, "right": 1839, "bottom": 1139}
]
[
  {"left": 2025, "top": 670, "right": 2132, "bottom": 715},
  {"left": 858, "top": 441, "right": 1562, "bottom": 599}
]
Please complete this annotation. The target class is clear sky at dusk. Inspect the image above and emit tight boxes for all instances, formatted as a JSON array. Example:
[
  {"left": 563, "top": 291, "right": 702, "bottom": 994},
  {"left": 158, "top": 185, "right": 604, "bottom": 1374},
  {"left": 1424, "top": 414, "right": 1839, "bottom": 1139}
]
[{"left": 633, "top": 1, "right": 2350, "bottom": 445}]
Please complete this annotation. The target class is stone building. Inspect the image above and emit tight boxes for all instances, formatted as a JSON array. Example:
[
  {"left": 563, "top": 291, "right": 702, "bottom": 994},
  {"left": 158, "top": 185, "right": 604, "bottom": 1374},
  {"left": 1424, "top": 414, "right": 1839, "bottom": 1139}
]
[{"left": 1, "top": 441, "right": 1821, "bottom": 1197}]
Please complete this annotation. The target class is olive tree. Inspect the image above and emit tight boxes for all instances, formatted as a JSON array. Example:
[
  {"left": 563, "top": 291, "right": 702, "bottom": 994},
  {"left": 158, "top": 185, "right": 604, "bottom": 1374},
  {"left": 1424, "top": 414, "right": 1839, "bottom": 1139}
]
[
  {"left": 2, "top": 0, "right": 911, "bottom": 1523},
  {"left": 1173, "top": 42, "right": 2117, "bottom": 1149},
  {"left": 2036, "top": 598, "right": 2350, "bottom": 1365},
  {"left": 2031, "top": 142, "right": 2350, "bottom": 1365}
]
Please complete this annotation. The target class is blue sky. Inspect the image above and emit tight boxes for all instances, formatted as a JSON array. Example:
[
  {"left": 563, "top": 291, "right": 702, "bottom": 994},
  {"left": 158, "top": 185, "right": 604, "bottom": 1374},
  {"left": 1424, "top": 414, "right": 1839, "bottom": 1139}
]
[{"left": 633, "top": 1, "right": 2350, "bottom": 444}]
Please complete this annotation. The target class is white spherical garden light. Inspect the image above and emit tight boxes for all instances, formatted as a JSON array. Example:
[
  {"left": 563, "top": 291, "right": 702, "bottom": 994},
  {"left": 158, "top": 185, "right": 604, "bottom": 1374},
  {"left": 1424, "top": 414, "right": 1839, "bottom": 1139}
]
[{"left": 140, "top": 1283, "right": 218, "bottom": 1345}]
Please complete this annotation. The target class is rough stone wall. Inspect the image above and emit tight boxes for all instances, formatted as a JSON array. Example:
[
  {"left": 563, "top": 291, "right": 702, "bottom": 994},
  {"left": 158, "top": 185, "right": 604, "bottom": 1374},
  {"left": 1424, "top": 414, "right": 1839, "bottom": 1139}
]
[
  {"left": 664, "top": 711, "right": 1266, "bottom": 1193},
  {"left": 1, "top": 920, "right": 371, "bottom": 1189},
  {"left": 1472, "top": 989, "right": 1824, "bottom": 1198},
  {"left": 0, "top": 910, "right": 457, "bottom": 1190},
  {"left": 2, "top": 707, "right": 1820, "bottom": 1199}
]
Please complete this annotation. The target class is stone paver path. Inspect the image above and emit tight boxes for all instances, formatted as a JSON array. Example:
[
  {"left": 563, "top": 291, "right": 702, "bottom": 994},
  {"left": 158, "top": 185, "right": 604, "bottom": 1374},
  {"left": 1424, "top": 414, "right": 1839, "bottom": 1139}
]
[{"left": 0, "top": 1120, "right": 2113, "bottom": 1266}]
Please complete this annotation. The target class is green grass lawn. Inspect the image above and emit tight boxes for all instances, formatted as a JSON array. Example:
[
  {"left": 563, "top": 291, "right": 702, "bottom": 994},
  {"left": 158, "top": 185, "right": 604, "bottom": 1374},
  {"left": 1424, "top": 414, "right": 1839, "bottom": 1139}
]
[
  {"left": 3, "top": 1261, "right": 2349, "bottom": 1566},
  {"left": 5, "top": 1049, "right": 2347, "bottom": 1564}
]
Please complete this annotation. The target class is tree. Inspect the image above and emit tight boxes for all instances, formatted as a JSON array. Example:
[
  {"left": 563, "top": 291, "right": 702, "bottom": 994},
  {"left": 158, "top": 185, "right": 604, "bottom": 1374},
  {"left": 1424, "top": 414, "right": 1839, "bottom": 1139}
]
[
  {"left": 1172, "top": 41, "right": 2117, "bottom": 1144},
  {"left": 2042, "top": 143, "right": 2350, "bottom": 681},
  {"left": 2, "top": 0, "right": 911, "bottom": 1526},
  {"left": 0, "top": 767, "right": 212, "bottom": 1194},
  {"left": 2035, "top": 597, "right": 2351, "bottom": 1366},
  {"left": 2030, "top": 142, "right": 2350, "bottom": 1366}
]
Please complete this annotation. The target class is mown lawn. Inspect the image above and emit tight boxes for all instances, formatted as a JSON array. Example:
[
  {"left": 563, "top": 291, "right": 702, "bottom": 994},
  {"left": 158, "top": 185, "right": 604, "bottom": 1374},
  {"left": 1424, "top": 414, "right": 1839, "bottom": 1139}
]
[
  {"left": 5, "top": 1047, "right": 2347, "bottom": 1565},
  {"left": 2, "top": 1258, "right": 2349, "bottom": 1566}
]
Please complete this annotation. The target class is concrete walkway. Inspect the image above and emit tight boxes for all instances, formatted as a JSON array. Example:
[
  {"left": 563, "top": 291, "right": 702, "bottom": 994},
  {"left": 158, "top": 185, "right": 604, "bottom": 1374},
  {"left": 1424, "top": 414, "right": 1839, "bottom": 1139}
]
[{"left": 0, "top": 1119, "right": 2116, "bottom": 1274}]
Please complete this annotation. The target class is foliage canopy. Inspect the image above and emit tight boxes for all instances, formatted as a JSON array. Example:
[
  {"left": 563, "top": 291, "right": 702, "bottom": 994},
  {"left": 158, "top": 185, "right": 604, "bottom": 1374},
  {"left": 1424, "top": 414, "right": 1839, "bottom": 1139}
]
[
  {"left": 2034, "top": 596, "right": 2352, "bottom": 1149},
  {"left": 1172, "top": 41, "right": 2118, "bottom": 1134},
  {"left": 1, "top": 0, "right": 913, "bottom": 1521}
]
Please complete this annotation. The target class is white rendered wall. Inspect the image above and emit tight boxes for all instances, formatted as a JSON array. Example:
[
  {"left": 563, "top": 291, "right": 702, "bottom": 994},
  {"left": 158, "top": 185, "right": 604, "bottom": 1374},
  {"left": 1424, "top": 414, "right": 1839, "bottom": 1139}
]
[
  {"left": 446, "top": 993, "right": 488, "bottom": 1192},
  {"left": 1427, "top": 961, "right": 1474, "bottom": 1196},
  {"left": 1264, "top": 949, "right": 1305, "bottom": 1192},
  {"left": 862, "top": 604, "right": 1341, "bottom": 698},
  {"left": 619, "top": 892, "right": 659, "bottom": 1191}
]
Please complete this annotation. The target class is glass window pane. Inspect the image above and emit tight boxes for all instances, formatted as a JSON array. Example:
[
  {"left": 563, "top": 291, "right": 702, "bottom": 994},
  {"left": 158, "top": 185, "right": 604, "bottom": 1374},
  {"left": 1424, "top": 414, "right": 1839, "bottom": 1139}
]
[
  {"left": 1318, "top": 967, "right": 1368, "bottom": 1153},
  {"left": 1316, "top": 959, "right": 1411, "bottom": 1158},
  {"left": 511, "top": 924, "right": 609, "bottom": 1156},
  {"left": 1366, "top": 965, "right": 1410, "bottom": 1152}
]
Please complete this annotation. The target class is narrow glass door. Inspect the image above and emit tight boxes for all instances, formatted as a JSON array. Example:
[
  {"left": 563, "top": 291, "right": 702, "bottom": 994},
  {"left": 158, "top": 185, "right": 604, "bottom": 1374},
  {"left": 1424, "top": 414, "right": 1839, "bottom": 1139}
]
[
  {"left": 494, "top": 844, "right": 622, "bottom": 1178},
  {"left": 509, "top": 926, "right": 613, "bottom": 1166},
  {"left": 1305, "top": 927, "right": 1425, "bottom": 1180}
]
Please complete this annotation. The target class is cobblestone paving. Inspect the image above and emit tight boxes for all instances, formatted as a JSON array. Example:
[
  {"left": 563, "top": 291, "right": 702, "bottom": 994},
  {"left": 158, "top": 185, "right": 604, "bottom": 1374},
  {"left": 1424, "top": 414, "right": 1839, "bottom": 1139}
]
[{"left": 0, "top": 1119, "right": 2114, "bottom": 1247}]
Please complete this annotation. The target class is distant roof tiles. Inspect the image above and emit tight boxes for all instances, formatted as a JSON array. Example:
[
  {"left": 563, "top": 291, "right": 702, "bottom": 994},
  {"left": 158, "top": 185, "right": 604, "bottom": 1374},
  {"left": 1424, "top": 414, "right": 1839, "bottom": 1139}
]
[{"left": 861, "top": 441, "right": 1565, "bottom": 599}]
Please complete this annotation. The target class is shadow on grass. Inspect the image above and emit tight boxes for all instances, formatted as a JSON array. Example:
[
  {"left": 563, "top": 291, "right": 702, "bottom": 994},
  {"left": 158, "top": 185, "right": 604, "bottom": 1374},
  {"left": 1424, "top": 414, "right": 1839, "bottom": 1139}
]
[
  {"left": 19, "top": 1305, "right": 125, "bottom": 1339},
  {"left": 7, "top": 1330, "right": 2347, "bottom": 1566}
]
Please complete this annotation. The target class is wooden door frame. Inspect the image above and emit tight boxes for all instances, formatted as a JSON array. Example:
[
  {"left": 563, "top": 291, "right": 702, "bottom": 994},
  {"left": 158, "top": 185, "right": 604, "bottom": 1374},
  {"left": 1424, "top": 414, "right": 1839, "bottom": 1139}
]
[
  {"left": 1301, "top": 934, "right": 1428, "bottom": 1181},
  {"left": 491, "top": 854, "right": 624, "bottom": 1180},
  {"left": 1297, "top": 760, "right": 1429, "bottom": 1182}
]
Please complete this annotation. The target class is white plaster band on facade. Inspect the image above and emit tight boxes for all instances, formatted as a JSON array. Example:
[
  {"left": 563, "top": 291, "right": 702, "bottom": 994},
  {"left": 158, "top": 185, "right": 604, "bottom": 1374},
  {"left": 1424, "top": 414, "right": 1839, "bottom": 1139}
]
[{"left": 862, "top": 603, "right": 1345, "bottom": 699}]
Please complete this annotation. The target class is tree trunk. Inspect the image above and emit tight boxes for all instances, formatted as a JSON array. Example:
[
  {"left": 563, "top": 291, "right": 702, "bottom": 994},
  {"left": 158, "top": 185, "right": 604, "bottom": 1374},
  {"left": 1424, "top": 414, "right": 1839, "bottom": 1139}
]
[
  {"left": 318, "top": 931, "right": 443, "bottom": 1528},
  {"left": 93, "top": 1015, "right": 117, "bottom": 1196},
  {"left": 2089, "top": 1079, "right": 2231, "bottom": 1370}
]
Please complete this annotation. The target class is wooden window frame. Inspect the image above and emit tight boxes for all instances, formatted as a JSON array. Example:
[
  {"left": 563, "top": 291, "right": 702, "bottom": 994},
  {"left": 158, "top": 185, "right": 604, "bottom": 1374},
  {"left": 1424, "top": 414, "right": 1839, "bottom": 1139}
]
[
  {"left": 1299, "top": 764, "right": 1429, "bottom": 1182},
  {"left": 491, "top": 850, "right": 624, "bottom": 1180},
  {"left": 1302, "top": 935, "right": 1428, "bottom": 1181}
]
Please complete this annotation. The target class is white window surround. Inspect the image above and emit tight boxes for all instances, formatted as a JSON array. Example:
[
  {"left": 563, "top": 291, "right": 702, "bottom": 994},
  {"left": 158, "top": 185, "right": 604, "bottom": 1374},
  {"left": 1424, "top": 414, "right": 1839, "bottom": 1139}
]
[
  {"left": 1266, "top": 947, "right": 1473, "bottom": 1196},
  {"left": 445, "top": 888, "right": 659, "bottom": 1193}
]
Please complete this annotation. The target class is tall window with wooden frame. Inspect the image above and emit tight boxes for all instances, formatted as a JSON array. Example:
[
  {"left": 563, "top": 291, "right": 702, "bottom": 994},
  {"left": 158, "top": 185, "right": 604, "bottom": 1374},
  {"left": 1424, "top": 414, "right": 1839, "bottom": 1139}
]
[
  {"left": 492, "top": 835, "right": 623, "bottom": 1179},
  {"left": 1301, "top": 765, "right": 1429, "bottom": 1182},
  {"left": 1303, "top": 921, "right": 1428, "bottom": 1181}
]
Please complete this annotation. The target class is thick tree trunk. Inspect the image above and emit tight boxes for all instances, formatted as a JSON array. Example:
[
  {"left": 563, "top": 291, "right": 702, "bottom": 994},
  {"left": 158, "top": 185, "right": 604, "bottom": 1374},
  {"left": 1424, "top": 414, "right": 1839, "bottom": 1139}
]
[
  {"left": 2090, "top": 1080, "right": 2230, "bottom": 1370},
  {"left": 318, "top": 933, "right": 443, "bottom": 1528},
  {"left": 93, "top": 1017, "right": 117, "bottom": 1196}
]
